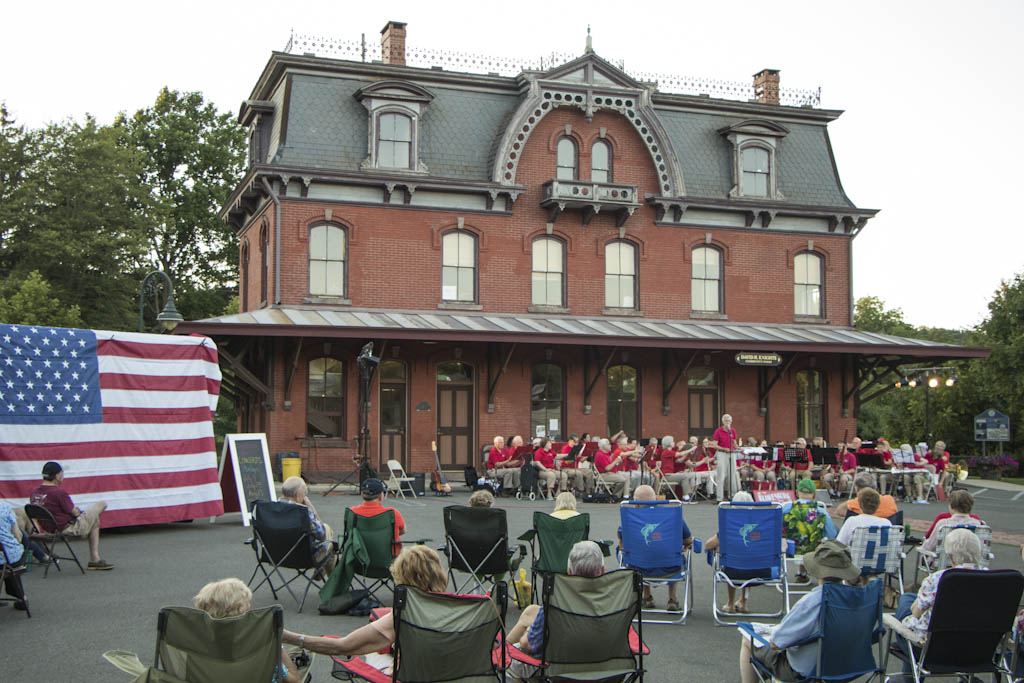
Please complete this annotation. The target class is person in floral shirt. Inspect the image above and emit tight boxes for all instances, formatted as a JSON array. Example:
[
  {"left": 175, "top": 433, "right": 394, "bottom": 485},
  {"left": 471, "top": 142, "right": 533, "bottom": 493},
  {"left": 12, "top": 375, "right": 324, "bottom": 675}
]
[{"left": 782, "top": 478, "right": 838, "bottom": 581}]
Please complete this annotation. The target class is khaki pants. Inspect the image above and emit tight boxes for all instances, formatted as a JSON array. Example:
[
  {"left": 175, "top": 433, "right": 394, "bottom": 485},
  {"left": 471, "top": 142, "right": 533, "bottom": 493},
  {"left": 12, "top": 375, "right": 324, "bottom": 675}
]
[
  {"left": 598, "top": 472, "right": 630, "bottom": 498},
  {"left": 64, "top": 502, "right": 104, "bottom": 537},
  {"left": 487, "top": 467, "right": 520, "bottom": 491},
  {"left": 715, "top": 452, "right": 741, "bottom": 501},
  {"left": 822, "top": 470, "right": 852, "bottom": 494},
  {"left": 564, "top": 468, "right": 593, "bottom": 494},
  {"left": 536, "top": 468, "right": 557, "bottom": 496},
  {"left": 662, "top": 472, "right": 693, "bottom": 497}
]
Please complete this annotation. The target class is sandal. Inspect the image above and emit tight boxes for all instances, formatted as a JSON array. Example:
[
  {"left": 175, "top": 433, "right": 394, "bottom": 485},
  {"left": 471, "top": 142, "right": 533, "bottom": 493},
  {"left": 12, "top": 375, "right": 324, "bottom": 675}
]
[
  {"left": 642, "top": 595, "right": 655, "bottom": 609},
  {"left": 720, "top": 602, "right": 737, "bottom": 614},
  {"left": 667, "top": 598, "right": 681, "bottom": 611}
]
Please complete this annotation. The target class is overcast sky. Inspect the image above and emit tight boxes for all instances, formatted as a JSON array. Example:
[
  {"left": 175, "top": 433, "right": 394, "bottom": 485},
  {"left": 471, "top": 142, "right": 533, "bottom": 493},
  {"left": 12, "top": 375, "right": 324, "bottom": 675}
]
[{"left": 3, "top": 0, "right": 1020, "bottom": 330}]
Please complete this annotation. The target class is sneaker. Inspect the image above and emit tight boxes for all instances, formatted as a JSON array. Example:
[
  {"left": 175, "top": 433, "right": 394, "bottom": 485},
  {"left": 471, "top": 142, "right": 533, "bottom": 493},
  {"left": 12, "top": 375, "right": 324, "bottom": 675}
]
[
  {"left": 913, "top": 499, "right": 929, "bottom": 505},
  {"left": 682, "top": 495, "right": 691, "bottom": 502},
  {"left": 87, "top": 560, "right": 114, "bottom": 570},
  {"left": 13, "top": 600, "right": 27, "bottom": 611}
]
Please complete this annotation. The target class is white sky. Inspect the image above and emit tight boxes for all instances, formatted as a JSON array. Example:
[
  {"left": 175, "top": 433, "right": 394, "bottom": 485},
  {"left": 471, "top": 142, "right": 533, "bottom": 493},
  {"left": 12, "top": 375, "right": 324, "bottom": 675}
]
[{"left": 3, "top": 0, "right": 1021, "bottom": 330}]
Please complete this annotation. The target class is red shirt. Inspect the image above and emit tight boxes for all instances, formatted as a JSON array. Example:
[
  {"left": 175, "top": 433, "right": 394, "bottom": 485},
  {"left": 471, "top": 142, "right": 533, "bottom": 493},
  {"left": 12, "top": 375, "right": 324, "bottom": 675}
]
[
  {"left": 29, "top": 485, "right": 75, "bottom": 531},
  {"left": 713, "top": 426, "right": 737, "bottom": 450},
  {"left": 840, "top": 451, "right": 858, "bottom": 472},
  {"left": 691, "top": 447, "right": 713, "bottom": 472},
  {"left": 925, "top": 511, "right": 981, "bottom": 537},
  {"left": 351, "top": 499, "right": 407, "bottom": 551},
  {"left": 879, "top": 450, "right": 894, "bottom": 467},
  {"left": 594, "top": 450, "right": 617, "bottom": 473},
  {"left": 927, "top": 450, "right": 950, "bottom": 471},
  {"left": 659, "top": 448, "right": 679, "bottom": 474},
  {"left": 534, "top": 449, "right": 555, "bottom": 469},
  {"left": 557, "top": 443, "right": 576, "bottom": 468},
  {"left": 486, "top": 447, "right": 508, "bottom": 469}
]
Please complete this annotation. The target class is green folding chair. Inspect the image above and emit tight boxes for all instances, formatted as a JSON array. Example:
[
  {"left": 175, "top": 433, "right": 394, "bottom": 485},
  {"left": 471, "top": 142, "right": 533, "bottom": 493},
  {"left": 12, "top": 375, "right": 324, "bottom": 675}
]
[{"left": 518, "top": 511, "right": 597, "bottom": 599}]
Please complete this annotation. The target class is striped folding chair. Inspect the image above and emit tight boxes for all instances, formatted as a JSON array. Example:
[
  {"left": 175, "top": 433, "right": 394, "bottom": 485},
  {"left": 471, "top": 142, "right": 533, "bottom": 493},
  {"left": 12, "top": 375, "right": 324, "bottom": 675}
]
[{"left": 849, "top": 524, "right": 905, "bottom": 594}]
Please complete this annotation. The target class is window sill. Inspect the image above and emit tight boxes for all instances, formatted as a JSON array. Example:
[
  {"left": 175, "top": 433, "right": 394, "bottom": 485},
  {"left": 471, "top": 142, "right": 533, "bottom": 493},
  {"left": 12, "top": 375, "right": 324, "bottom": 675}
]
[
  {"left": 528, "top": 305, "right": 570, "bottom": 314},
  {"left": 602, "top": 308, "right": 643, "bottom": 317},
  {"left": 792, "top": 315, "right": 830, "bottom": 325},
  {"left": 437, "top": 302, "right": 483, "bottom": 311},
  {"left": 304, "top": 296, "right": 352, "bottom": 306},
  {"left": 689, "top": 311, "right": 728, "bottom": 321},
  {"left": 300, "top": 438, "right": 353, "bottom": 449}
]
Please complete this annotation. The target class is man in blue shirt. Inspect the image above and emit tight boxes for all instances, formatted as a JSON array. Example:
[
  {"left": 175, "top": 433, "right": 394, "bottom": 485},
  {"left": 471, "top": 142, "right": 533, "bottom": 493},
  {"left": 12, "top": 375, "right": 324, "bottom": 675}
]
[
  {"left": 739, "top": 540, "right": 862, "bottom": 683},
  {"left": 0, "top": 500, "right": 28, "bottom": 609}
]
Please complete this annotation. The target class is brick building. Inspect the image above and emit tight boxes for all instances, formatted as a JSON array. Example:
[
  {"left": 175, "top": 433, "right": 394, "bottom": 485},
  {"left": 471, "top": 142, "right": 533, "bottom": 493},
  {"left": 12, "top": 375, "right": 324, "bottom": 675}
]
[{"left": 179, "top": 22, "right": 984, "bottom": 476}]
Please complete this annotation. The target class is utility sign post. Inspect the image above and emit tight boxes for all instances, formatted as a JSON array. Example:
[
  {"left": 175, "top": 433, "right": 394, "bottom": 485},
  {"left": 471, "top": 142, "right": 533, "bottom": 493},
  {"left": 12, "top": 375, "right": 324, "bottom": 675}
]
[{"left": 974, "top": 409, "right": 1010, "bottom": 457}]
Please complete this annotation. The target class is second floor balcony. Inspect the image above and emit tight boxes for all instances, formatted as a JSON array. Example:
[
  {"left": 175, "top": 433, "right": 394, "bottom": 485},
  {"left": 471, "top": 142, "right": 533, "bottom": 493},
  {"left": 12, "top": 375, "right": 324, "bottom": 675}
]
[{"left": 540, "top": 179, "right": 641, "bottom": 227}]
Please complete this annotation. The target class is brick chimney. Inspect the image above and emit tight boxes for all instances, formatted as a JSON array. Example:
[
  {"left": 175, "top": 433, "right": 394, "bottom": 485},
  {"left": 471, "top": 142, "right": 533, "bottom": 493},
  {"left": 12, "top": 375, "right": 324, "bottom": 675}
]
[
  {"left": 753, "top": 69, "right": 780, "bottom": 105},
  {"left": 381, "top": 21, "right": 407, "bottom": 66}
]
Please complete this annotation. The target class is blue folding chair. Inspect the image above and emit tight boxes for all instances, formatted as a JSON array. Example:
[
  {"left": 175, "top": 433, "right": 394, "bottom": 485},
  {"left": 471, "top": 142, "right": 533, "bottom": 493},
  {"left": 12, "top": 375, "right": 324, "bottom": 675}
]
[
  {"left": 741, "top": 580, "right": 885, "bottom": 683},
  {"left": 712, "top": 501, "right": 790, "bottom": 626},
  {"left": 618, "top": 499, "right": 699, "bottom": 625}
]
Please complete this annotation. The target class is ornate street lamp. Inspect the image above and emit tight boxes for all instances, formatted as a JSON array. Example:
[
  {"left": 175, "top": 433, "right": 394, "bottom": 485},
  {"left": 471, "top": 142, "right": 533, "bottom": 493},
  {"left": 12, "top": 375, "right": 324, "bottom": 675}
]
[{"left": 137, "top": 270, "right": 184, "bottom": 333}]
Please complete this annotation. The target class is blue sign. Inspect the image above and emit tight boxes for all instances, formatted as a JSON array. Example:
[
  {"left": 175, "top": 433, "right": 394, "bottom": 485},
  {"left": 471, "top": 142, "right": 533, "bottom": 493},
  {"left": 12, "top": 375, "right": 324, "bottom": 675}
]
[{"left": 974, "top": 409, "right": 1010, "bottom": 442}]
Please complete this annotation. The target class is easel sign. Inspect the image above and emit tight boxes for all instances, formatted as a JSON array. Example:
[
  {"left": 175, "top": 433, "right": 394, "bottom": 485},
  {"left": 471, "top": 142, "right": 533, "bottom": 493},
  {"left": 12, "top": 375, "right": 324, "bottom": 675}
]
[{"left": 216, "top": 433, "right": 276, "bottom": 526}]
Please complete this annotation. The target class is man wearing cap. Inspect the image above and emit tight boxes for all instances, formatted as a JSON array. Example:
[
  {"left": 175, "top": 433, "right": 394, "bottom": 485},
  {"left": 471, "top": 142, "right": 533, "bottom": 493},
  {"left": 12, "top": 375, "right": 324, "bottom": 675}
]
[
  {"left": 28, "top": 461, "right": 113, "bottom": 570},
  {"left": 281, "top": 475, "right": 336, "bottom": 577},
  {"left": 350, "top": 478, "right": 406, "bottom": 555},
  {"left": 739, "top": 540, "right": 863, "bottom": 683}
]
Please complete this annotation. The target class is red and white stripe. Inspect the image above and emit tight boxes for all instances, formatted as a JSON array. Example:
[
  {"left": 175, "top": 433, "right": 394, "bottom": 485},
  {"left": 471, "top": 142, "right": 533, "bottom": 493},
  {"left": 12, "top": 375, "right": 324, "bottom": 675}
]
[{"left": 0, "top": 330, "right": 225, "bottom": 528}]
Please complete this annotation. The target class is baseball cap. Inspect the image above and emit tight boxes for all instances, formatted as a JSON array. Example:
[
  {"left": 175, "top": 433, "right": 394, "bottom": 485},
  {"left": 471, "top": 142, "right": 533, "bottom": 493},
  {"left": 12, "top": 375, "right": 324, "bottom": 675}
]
[
  {"left": 796, "top": 478, "right": 816, "bottom": 494},
  {"left": 360, "top": 478, "right": 386, "bottom": 496},
  {"left": 42, "top": 462, "right": 63, "bottom": 480}
]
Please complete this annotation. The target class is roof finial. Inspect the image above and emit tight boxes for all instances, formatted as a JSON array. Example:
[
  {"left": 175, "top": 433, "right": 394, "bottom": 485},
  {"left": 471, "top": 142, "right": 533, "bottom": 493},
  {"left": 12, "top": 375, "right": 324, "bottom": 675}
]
[{"left": 585, "top": 25, "right": 593, "bottom": 53}]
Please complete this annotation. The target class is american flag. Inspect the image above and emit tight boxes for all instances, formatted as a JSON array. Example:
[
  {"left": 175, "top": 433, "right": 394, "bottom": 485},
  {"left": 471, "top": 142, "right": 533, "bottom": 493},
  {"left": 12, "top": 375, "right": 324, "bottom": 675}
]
[{"left": 0, "top": 324, "right": 225, "bottom": 527}]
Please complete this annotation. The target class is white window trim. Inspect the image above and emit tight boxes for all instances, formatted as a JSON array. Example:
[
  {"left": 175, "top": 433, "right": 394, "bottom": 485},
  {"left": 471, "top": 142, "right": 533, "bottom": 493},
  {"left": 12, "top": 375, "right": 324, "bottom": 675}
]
[
  {"left": 356, "top": 82, "right": 433, "bottom": 174},
  {"left": 721, "top": 121, "right": 788, "bottom": 200}
]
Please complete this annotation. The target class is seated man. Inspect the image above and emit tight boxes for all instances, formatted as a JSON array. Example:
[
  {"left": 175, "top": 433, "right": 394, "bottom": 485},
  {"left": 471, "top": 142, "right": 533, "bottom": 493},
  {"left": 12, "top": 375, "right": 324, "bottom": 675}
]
[
  {"left": 921, "top": 489, "right": 985, "bottom": 553},
  {"left": 739, "top": 540, "right": 864, "bottom": 683},
  {"left": 594, "top": 438, "right": 630, "bottom": 498},
  {"left": 626, "top": 484, "right": 692, "bottom": 611},
  {"left": 280, "top": 476, "right": 336, "bottom": 577},
  {"left": 507, "top": 540, "right": 606, "bottom": 681},
  {"left": 927, "top": 440, "right": 953, "bottom": 489},
  {"left": 486, "top": 436, "right": 521, "bottom": 492},
  {"left": 28, "top": 461, "right": 113, "bottom": 570},
  {"left": 834, "top": 472, "right": 899, "bottom": 519},
  {"left": 659, "top": 435, "right": 695, "bottom": 501},
  {"left": 836, "top": 487, "right": 892, "bottom": 547},
  {"left": 350, "top": 478, "right": 406, "bottom": 556},
  {"left": 901, "top": 443, "right": 930, "bottom": 503},
  {"left": 821, "top": 441, "right": 857, "bottom": 495},
  {"left": 782, "top": 478, "right": 839, "bottom": 582}
]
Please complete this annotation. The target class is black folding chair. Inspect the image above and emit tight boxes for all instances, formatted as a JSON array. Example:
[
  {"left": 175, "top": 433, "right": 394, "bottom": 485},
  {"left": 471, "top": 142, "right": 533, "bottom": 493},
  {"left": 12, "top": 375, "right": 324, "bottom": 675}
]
[
  {"left": 246, "top": 500, "right": 333, "bottom": 612},
  {"left": 0, "top": 544, "right": 30, "bottom": 617},
  {"left": 24, "top": 503, "right": 85, "bottom": 578},
  {"left": 882, "top": 568, "right": 1024, "bottom": 683},
  {"left": 441, "top": 505, "right": 524, "bottom": 600}
]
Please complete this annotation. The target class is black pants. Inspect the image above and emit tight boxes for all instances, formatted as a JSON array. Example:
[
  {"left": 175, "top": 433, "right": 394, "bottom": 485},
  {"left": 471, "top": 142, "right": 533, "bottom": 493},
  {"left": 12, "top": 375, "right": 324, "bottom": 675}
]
[{"left": 2, "top": 557, "right": 26, "bottom": 600}]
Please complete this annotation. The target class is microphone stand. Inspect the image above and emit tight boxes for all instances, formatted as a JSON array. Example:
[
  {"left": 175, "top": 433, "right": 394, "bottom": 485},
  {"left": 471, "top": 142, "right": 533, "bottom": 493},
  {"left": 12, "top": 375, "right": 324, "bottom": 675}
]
[{"left": 324, "top": 342, "right": 379, "bottom": 496}]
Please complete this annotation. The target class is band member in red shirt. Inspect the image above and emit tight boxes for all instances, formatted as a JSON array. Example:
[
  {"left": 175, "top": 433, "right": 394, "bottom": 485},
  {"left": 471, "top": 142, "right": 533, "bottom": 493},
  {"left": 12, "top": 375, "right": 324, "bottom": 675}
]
[
  {"left": 712, "top": 414, "right": 740, "bottom": 501},
  {"left": 533, "top": 438, "right": 558, "bottom": 500},
  {"left": 659, "top": 435, "right": 695, "bottom": 500},
  {"left": 927, "top": 440, "right": 952, "bottom": 489},
  {"left": 822, "top": 441, "right": 857, "bottom": 495},
  {"left": 486, "top": 435, "right": 520, "bottom": 491},
  {"left": 594, "top": 438, "right": 630, "bottom": 498}
]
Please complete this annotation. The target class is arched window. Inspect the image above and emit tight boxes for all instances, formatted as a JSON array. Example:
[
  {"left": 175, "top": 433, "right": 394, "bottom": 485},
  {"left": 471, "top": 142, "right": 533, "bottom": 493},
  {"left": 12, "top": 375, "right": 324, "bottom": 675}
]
[
  {"left": 794, "top": 251, "right": 824, "bottom": 317},
  {"left": 796, "top": 370, "right": 824, "bottom": 439},
  {"left": 259, "top": 223, "right": 269, "bottom": 303},
  {"left": 531, "top": 363, "right": 564, "bottom": 440},
  {"left": 441, "top": 230, "right": 477, "bottom": 302},
  {"left": 531, "top": 237, "right": 565, "bottom": 307},
  {"left": 607, "top": 364, "right": 639, "bottom": 439},
  {"left": 691, "top": 246, "right": 722, "bottom": 313},
  {"left": 240, "top": 240, "right": 250, "bottom": 311},
  {"left": 605, "top": 241, "right": 637, "bottom": 310},
  {"left": 556, "top": 137, "right": 577, "bottom": 180},
  {"left": 591, "top": 139, "right": 612, "bottom": 183},
  {"left": 377, "top": 112, "right": 413, "bottom": 169},
  {"left": 309, "top": 224, "right": 347, "bottom": 297},
  {"left": 742, "top": 146, "right": 770, "bottom": 197},
  {"left": 307, "top": 357, "right": 344, "bottom": 438}
]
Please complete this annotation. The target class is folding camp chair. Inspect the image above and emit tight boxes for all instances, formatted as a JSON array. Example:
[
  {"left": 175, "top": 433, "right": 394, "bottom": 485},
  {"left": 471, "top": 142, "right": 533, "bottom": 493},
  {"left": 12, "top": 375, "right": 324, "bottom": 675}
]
[
  {"left": 505, "top": 569, "right": 647, "bottom": 682},
  {"left": 0, "top": 543, "right": 30, "bottom": 617},
  {"left": 518, "top": 511, "right": 592, "bottom": 599},
  {"left": 441, "top": 505, "right": 525, "bottom": 601},
  {"left": 339, "top": 507, "right": 398, "bottom": 604},
  {"left": 23, "top": 503, "right": 85, "bottom": 578},
  {"left": 711, "top": 501, "right": 790, "bottom": 626},
  {"left": 386, "top": 460, "right": 417, "bottom": 500},
  {"left": 741, "top": 580, "right": 885, "bottom": 683},
  {"left": 618, "top": 499, "right": 698, "bottom": 625},
  {"left": 246, "top": 500, "right": 332, "bottom": 612},
  {"left": 332, "top": 583, "right": 508, "bottom": 682},
  {"left": 913, "top": 523, "right": 995, "bottom": 584},
  {"left": 849, "top": 524, "right": 905, "bottom": 594},
  {"left": 882, "top": 568, "right": 1024, "bottom": 683},
  {"left": 104, "top": 605, "right": 313, "bottom": 683}
]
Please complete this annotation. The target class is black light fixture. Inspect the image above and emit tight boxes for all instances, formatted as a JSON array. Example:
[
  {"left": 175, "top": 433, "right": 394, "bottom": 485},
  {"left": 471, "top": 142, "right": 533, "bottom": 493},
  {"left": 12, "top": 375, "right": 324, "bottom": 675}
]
[{"left": 138, "top": 270, "right": 184, "bottom": 333}]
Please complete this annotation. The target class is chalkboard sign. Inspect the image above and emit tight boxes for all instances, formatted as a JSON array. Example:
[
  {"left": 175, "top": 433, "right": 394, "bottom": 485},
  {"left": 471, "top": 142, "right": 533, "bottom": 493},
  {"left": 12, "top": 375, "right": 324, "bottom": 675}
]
[{"left": 216, "top": 433, "right": 276, "bottom": 526}]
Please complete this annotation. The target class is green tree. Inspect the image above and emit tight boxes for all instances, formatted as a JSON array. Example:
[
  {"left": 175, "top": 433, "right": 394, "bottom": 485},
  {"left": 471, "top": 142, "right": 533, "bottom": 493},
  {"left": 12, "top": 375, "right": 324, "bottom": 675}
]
[
  {"left": 115, "top": 88, "right": 247, "bottom": 323},
  {"left": 854, "top": 296, "right": 915, "bottom": 337},
  {"left": 0, "top": 270, "right": 83, "bottom": 327},
  {"left": 0, "top": 103, "right": 34, "bottom": 248},
  {"left": 0, "top": 116, "right": 150, "bottom": 329}
]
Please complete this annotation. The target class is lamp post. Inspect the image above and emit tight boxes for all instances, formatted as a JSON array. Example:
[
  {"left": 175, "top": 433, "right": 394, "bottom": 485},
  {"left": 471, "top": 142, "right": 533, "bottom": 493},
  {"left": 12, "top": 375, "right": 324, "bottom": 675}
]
[
  {"left": 894, "top": 366, "right": 957, "bottom": 443},
  {"left": 137, "top": 270, "right": 184, "bottom": 333}
]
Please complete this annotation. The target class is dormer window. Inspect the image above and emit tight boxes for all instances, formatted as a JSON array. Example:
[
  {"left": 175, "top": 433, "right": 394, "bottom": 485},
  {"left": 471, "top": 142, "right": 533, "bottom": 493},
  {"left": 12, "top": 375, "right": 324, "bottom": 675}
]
[
  {"left": 720, "top": 119, "right": 789, "bottom": 200},
  {"left": 355, "top": 80, "right": 434, "bottom": 173}
]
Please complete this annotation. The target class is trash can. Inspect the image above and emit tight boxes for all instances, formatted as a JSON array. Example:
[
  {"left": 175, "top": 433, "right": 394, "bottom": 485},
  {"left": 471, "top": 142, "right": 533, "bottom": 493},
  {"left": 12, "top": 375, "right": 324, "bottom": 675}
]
[
  {"left": 281, "top": 457, "right": 302, "bottom": 482},
  {"left": 276, "top": 452, "right": 299, "bottom": 481},
  {"left": 411, "top": 472, "right": 426, "bottom": 496}
]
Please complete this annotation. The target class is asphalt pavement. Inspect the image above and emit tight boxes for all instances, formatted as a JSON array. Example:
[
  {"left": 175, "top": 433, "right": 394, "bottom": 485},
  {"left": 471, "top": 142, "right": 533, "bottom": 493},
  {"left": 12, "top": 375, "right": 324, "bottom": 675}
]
[{"left": 3, "top": 482, "right": 1022, "bottom": 682}]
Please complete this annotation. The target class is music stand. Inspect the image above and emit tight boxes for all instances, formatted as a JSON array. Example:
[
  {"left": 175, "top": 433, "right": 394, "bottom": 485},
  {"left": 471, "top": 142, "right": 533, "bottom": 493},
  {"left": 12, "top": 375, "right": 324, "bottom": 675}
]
[
  {"left": 810, "top": 447, "right": 839, "bottom": 467},
  {"left": 324, "top": 342, "right": 379, "bottom": 496}
]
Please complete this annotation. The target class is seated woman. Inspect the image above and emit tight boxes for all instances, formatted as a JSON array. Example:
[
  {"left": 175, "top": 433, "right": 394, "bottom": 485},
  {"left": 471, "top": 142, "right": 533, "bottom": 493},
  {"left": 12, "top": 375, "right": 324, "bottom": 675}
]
[
  {"left": 282, "top": 545, "right": 448, "bottom": 675},
  {"left": 550, "top": 491, "right": 580, "bottom": 519},
  {"left": 468, "top": 489, "right": 494, "bottom": 508},
  {"left": 921, "top": 489, "right": 985, "bottom": 553},
  {"left": 704, "top": 491, "right": 759, "bottom": 613},
  {"left": 193, "top": 578, "right": 300, "bottom": 683},
  {"left": 892, "top": 528, "right": 986, "bottom": 680}
]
